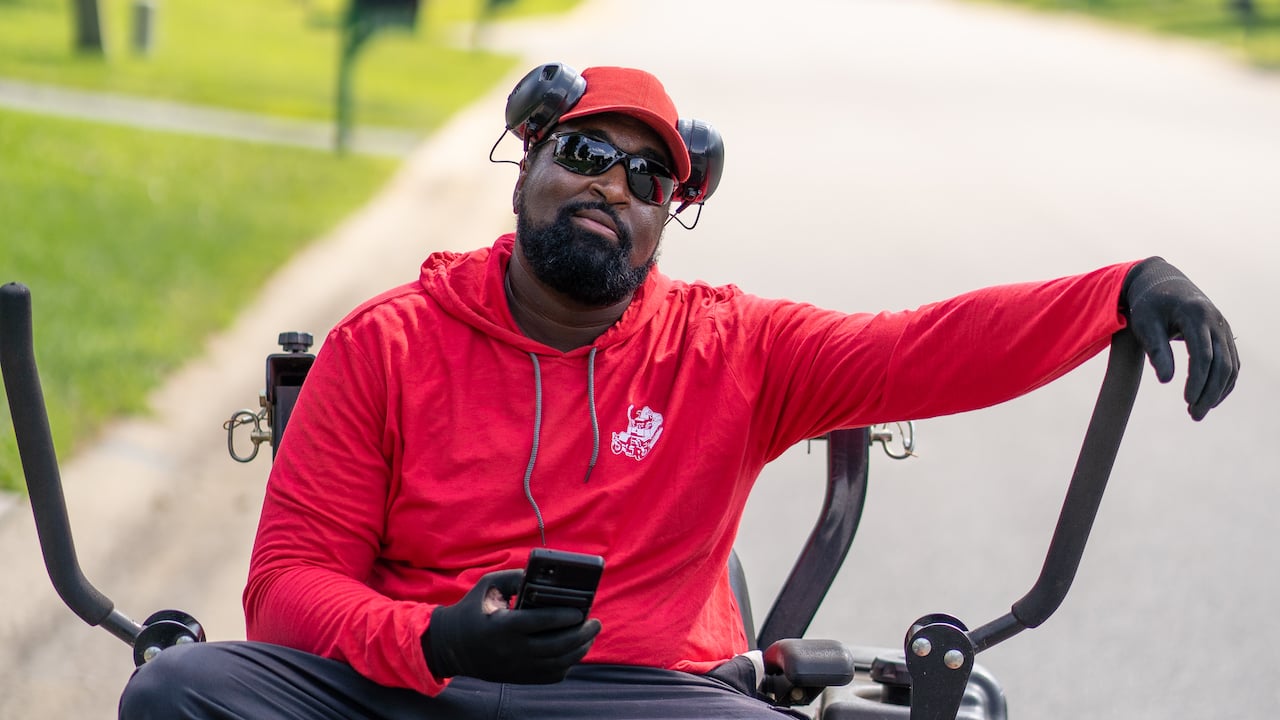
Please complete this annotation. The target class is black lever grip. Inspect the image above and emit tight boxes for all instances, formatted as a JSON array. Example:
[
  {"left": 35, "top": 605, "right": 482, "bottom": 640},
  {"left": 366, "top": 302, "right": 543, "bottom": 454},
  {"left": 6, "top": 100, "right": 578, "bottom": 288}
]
[
  {"left": 0, "top": 282, "right": 141, "bottom": 645},
  {"left": 969, "top": 330, "right": 1145, "bottom": 651}
]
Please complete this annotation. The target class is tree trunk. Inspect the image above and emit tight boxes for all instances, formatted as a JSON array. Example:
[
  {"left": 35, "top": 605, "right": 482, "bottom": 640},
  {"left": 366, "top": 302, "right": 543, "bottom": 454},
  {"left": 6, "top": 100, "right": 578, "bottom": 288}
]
[{"left": 71, "top": 0, "right": 106, "bottom": 55}]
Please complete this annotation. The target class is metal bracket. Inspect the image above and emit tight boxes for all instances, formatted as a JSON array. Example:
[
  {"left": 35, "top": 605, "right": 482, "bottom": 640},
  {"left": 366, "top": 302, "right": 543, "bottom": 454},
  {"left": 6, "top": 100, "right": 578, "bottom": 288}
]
[
  {"left": 904, "top": 614, "right": 976, "bottom": 720},
  {"left": 132, "top": 609, "right": 206, "bottom": 667}
]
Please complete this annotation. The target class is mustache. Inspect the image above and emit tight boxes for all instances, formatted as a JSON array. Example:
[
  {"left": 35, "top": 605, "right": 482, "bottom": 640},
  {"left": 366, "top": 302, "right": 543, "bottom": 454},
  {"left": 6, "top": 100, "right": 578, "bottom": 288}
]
[{"left": 558, "top": 200, "right": 631, "bottom": 248}]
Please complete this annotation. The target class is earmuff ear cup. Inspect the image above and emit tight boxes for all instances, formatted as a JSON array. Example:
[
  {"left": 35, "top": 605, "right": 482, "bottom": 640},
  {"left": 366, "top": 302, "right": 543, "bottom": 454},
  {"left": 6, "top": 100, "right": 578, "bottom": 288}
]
[
  {"left": 504, "top": 62, "right": 587, "bottom": 146},
  {"left": 676, "top": 118, "right": 724, "bottom": 207}
]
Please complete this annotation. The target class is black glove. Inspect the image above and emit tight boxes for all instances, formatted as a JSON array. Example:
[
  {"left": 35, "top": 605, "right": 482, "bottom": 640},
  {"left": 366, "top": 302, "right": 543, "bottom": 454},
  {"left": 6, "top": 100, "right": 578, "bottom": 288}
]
[
  {"left": 422, "top": 569, "right": 601, "bottom": 684},
  {"left": 1120, "top": 257, "right": 1239, "bottom": 421}
]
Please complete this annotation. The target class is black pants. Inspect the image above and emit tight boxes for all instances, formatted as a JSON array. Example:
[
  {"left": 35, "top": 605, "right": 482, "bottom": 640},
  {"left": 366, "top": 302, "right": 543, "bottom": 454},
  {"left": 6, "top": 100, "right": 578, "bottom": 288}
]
[{"left": 118, "top": 641, "right": 799, "bottom": 719}]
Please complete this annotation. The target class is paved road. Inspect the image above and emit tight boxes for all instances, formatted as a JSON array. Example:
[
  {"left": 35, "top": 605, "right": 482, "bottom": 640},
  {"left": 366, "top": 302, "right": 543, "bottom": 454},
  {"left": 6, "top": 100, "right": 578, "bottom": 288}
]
[{"left": 2, "top": 1, "right": 1277, "bottom": 717}]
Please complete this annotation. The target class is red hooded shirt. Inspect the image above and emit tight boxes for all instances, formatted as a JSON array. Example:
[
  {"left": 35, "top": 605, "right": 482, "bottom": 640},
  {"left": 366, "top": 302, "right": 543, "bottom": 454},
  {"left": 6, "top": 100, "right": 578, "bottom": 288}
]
[{"left": 244, "top": 234, "right": 1133, "bottom": 695}]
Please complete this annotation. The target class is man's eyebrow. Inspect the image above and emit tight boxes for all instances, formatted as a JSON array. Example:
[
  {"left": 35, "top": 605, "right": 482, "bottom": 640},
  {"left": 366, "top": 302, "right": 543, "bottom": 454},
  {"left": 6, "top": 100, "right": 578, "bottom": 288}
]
[{"left": 576, "top": 126, "right": 669, "bottom": 165}]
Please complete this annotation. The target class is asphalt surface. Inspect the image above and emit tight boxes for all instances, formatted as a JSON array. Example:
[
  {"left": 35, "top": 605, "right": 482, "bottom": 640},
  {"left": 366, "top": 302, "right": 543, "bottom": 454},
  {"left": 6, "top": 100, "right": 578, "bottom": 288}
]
[{"left": 2, "top": 1, "right": 1278, "bottom": 718}]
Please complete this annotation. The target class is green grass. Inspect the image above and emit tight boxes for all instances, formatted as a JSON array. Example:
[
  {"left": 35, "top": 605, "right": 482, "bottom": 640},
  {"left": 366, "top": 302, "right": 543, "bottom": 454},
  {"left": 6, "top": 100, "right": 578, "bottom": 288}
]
[
  {"left": 0, "top": 0, "right": 583, "bottom": 493},
  {"left": 0, "top": 0, "right": 581, "bottom": 129},
  {"left": 979, "top": 0, "right": 1280, "bottom": 67},
  {"left": 0, "top": 106, "right": 398, "bottom": 492}
]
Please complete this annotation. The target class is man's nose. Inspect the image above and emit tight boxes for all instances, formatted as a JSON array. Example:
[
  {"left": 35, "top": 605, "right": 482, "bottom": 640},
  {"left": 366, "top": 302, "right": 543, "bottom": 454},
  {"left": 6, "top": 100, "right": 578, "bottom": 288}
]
[{"left": 589, "top": 163, "right": 631, "bottom": 204}]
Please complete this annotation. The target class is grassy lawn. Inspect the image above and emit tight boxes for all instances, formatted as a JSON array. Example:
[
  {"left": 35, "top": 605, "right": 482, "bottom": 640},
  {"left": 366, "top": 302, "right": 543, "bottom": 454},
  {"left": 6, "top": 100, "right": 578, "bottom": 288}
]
[
  {"left": 979, "top": 0, "right": 1280, "bottom": 67},
  {"left": 0, "top": 0, "right": 583, "bottom": 493},
  {"left": 0, "top": 0, "right": 580, "bottom": 129},
  {"left": 0, "top": 107, "right": 400, "bottom": 491}
]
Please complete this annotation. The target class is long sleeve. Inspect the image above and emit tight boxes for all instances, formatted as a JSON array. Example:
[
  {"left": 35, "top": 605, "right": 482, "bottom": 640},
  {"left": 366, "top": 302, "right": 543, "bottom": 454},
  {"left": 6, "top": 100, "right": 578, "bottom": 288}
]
[
  {"left": 735, "top": 262, "right": 1137, "bottom": 459},
  {"left": 243, "top": 320, "right": 444, "bottom": 695}
]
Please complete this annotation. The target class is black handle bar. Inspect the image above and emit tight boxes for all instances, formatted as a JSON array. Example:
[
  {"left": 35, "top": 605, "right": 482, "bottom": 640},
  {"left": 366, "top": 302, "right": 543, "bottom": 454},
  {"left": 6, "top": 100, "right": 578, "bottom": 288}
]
[
  {"left": 0, "top": 282, "right": 143, "bottom": 646},
  {"left": 902, "top": 331, "right": 1145, "bottom": 719},
  {"left": 969, "top": 329, "right": 1145, "bottom": 651}
]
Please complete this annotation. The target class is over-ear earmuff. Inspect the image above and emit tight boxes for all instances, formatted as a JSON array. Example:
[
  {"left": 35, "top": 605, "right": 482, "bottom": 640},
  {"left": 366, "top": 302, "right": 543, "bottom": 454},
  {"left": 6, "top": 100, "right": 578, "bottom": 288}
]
[
  {"left": 504, "top": 62, "right": 586, "bottom": 147},
  {"left": 675, "top": 118, "right": 724, "bottom": 213}
]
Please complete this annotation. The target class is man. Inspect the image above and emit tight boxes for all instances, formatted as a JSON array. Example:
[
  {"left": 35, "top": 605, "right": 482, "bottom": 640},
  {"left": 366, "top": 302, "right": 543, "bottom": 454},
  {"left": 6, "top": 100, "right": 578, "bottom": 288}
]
[{"left": 118, "top": 64, "right": 1237, "bottom": 719}]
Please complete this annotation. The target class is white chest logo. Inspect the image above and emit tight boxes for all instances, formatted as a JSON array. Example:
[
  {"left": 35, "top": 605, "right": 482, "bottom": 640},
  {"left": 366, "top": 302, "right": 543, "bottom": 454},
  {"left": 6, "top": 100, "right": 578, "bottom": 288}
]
[{"left": 611, "top": 405, "right": 664, "bottom": 461}]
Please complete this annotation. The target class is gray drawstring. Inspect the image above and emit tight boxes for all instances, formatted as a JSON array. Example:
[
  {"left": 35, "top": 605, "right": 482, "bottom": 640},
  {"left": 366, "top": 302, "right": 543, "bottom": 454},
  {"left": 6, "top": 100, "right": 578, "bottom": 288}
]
[
  {"left": 522, "top": 352, "right": 547, "bottom": 546},
  {"left": 584, "top": 347, "right": 599, "bottom": 484},
  {"left": 521, "top": 347, "right": 603, "bottom": 546}
]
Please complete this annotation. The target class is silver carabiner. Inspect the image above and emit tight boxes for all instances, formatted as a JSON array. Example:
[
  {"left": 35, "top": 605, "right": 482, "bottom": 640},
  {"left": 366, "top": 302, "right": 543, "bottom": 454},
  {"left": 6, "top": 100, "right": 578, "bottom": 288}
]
[
  {"left": 224, "top": 407, "right": 271, "bottom": 463},
  {"left": 869, "top": 421, "right": 917, "bottom": 460}
]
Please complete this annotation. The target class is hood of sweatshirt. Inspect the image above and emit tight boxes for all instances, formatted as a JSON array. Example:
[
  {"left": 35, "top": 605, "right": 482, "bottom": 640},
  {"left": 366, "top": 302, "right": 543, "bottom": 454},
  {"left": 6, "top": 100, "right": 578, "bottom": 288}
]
[
  {"left": 417, "top": 233, "right": 682, "bottom": 542},
  {"left": 418, "top": 233, "right": 674, "bottom": 357}
]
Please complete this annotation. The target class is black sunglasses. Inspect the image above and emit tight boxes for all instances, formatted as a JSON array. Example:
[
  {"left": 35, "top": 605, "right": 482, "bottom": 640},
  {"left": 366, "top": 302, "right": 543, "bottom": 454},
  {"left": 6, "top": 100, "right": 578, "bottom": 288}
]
[{"left": 544, "top": 132, "right": 677, "bottom": 206}]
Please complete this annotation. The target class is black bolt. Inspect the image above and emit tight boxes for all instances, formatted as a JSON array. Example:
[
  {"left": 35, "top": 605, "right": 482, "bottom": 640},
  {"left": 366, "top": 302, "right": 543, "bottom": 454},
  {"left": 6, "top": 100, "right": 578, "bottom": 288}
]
[{"left": 278, "top": 332, "right": 314, "bottom": 353}]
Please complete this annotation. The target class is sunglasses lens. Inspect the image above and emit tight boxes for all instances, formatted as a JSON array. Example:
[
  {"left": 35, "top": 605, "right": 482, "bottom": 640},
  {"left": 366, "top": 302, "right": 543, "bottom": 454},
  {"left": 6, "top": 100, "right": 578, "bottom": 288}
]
[
  {"left": 552, "top": 133, "right": 676, "bottom": 206},
  {"left": 625, "top": 158, "right": 676, "bottom": 205},
  {"left": 553, "top": 134, "right": 616, "bottom": 175}
]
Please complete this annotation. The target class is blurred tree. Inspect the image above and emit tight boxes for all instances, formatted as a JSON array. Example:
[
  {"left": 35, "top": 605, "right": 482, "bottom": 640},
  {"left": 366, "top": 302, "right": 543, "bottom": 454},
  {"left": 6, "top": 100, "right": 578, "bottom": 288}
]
[
  {"left": 1227, "top": 0, "right": 1258, "bottom": 25},
  {"left": 335, "top": 0, "right": 421, "bottom": 153},
  {"left": 71, "top": 0, "right": 106, "bottom": 54}
]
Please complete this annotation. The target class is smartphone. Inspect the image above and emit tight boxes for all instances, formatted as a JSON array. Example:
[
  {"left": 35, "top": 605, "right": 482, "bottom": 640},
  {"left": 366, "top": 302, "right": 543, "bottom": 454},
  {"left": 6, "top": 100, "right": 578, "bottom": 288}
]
[{"left": 514, "top": 548, "right": 605, "bottom": 613}]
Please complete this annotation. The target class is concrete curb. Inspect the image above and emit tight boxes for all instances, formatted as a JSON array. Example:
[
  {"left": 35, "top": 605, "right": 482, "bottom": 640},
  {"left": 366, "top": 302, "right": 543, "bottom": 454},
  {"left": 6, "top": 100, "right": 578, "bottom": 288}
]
[{"left": 0, "top": 78, "right": 422, "bottom": 158}]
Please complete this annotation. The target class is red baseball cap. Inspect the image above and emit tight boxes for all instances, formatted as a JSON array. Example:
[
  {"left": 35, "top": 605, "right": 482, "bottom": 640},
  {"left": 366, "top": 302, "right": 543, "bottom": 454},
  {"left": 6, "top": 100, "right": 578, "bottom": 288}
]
[{"left": 558, "top": 66, "right": 691, "bottom": 183}]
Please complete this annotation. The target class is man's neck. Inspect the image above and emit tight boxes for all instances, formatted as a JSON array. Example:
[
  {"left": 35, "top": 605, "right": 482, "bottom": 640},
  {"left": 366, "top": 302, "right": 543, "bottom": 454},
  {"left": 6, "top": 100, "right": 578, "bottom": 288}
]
[{"left": 504, "top": 252, "right": 634, "bottom": 352}]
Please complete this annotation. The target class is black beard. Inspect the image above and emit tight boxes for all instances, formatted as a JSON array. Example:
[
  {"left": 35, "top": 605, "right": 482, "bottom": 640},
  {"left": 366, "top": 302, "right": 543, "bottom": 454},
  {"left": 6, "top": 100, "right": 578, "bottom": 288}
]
[{"left": 516, "top": 200, "right": 656, "bottom": 306}]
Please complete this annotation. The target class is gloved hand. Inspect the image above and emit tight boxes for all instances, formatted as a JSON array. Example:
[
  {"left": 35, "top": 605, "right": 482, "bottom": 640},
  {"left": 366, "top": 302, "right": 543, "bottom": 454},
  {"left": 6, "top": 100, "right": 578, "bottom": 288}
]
[
  {"left": 422, "top": 569, "right": 601, "bottom": 684},
  {"left": 1120, "top": 257, "right": 1239, "bottom": 421}
]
